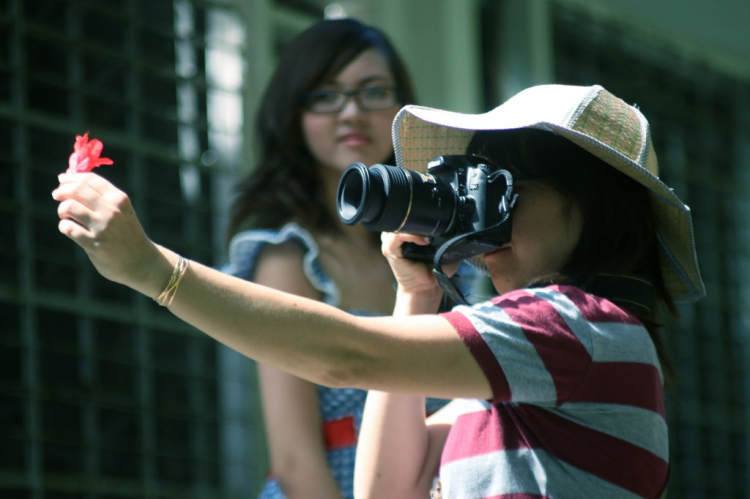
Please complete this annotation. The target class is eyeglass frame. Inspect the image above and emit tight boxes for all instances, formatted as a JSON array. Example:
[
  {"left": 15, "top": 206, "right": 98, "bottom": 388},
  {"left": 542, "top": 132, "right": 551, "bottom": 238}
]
[{"left": 300, "top": 86, "right": 403, "bottom": 114}]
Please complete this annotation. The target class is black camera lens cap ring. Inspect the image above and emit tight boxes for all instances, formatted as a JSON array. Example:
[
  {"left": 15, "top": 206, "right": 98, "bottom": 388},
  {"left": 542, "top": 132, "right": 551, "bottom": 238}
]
[{"left": 337, "top": 162, "right": 371, "bottom": 225}]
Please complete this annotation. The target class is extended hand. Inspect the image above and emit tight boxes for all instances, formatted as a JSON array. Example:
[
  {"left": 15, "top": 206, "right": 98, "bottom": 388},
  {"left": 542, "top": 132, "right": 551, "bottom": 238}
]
[{"left": 52, "top": 173, "right": 170, "bottom": 297}]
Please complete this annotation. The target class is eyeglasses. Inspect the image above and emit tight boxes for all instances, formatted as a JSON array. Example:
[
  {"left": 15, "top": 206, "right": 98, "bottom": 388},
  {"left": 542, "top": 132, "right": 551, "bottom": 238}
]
[{"left": 301, "top": 86, "right": 402, "bottom": 113}]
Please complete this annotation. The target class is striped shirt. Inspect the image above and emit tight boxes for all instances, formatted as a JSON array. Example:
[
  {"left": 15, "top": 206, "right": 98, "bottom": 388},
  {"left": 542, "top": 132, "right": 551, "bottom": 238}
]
[{"left": 439, "top": 285, "right": 668, "bottom": 499}]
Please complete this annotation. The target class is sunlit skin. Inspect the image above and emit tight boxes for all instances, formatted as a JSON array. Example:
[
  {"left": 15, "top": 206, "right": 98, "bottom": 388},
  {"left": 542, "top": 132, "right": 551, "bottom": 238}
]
[
  {"left": 481, "top": 181, "right": 583, "bottom": 294},
  {"left": 301, "top": 48, "right": 401, "bottom": 176}
]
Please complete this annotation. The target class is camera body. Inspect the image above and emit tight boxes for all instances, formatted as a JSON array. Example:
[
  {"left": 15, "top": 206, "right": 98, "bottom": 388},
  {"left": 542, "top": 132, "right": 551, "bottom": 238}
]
[{"left": 336, "top": 155, "right": 517, "bottom": 263}]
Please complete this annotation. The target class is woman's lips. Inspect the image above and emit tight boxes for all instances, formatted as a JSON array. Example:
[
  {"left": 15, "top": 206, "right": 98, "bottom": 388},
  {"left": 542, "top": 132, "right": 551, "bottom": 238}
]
[{"left": 339, "top": 132, "right": 370, "bottom": 146}]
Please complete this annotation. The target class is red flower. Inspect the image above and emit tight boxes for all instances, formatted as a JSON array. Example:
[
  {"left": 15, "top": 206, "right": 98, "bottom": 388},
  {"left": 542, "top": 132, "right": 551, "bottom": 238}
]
[{"left": 66, "top": 132, "right": 114, "bottom": 173}]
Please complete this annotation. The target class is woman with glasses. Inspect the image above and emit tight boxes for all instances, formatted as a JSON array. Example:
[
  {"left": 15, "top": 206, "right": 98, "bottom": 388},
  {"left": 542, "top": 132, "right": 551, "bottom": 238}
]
[{"left": 222, "top": 18, "right": 440, "bottom": 499}]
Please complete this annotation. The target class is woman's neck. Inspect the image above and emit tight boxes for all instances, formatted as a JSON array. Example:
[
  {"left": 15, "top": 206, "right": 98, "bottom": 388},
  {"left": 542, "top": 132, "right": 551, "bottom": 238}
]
[{"left": 317, "top": 165, "right": 378, "bottom": 244}]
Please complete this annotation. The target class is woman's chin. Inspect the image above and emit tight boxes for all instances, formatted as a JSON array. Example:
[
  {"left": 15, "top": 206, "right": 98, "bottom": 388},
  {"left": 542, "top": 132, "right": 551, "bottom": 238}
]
[{"left": 483, "top": 246, "right": 509, "bottom": 258}]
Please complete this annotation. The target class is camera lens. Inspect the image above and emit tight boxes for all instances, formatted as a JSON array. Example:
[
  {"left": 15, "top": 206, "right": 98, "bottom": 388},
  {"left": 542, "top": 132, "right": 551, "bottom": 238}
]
[{"left": 336, "top": 163, "right": 456, "bottom": 236}]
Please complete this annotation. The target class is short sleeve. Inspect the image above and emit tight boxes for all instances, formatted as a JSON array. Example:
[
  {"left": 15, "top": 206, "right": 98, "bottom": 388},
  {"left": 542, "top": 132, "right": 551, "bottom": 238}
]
[
  {"left": 441, "top": 286, "right": 596, "bottom": 406},
  {"left": 223, "top": 223, "right": 340, "bottom": 307}
]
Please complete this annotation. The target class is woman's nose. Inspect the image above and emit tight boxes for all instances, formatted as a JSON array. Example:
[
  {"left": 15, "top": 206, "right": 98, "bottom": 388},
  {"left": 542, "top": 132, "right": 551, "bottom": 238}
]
[{"left": 338, "top": 95, "right": 366, "bottom": 121}]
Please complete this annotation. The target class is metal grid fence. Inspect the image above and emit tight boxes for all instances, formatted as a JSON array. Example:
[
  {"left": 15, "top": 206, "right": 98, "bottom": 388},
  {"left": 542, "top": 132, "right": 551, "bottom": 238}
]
[{"left": 0, "top": 0, "right": 257, "bottom": 497}]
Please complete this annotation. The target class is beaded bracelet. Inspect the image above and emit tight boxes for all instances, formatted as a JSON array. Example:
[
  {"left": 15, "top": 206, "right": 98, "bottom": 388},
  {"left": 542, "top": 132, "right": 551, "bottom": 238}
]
[{"left": 154, "top": 255, "right": 189, "bottom": 307}]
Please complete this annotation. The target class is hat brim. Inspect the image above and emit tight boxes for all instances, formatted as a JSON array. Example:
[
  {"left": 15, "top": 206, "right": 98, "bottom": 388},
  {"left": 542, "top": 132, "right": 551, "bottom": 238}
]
[{"left": 391, "top": 85, "right": 704, "bottom": 303}]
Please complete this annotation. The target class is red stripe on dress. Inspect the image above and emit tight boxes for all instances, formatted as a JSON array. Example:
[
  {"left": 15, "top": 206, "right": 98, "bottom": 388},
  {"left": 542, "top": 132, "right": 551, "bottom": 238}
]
[
  {"left": 322, "top": 416, "right": 357, "bottom": 450},
  {"left": 498, "top": 291, "right": 592, "bottom": 403},
  {"left": 442, "top": 404, "right": 667, "bottom": 498},
  {"left": 442, "top": 311, "right": 512, "bottom": 402},
  {"left": 569, "top": 361, "right": 666, "bottom": 417}
]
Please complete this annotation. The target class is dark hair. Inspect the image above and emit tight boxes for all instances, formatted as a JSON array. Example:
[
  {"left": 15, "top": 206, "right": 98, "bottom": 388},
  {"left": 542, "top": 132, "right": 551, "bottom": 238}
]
[
  {"left": 467, "top": 128, "right": 676, "bottom": 377},
  {"left": 227, "top": 19, "right": 416, "bottom": 239}
]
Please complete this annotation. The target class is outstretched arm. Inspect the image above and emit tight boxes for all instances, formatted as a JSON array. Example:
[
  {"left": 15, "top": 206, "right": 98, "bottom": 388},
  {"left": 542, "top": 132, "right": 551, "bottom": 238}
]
[{"left": 52, "top": 173, "right": 490, "bottom": 400}]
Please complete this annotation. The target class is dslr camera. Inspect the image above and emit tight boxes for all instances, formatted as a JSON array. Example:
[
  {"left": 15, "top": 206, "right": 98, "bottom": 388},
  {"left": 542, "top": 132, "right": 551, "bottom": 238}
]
[{"left": 336, "top": 155, "right": 518, "bottom": 264}]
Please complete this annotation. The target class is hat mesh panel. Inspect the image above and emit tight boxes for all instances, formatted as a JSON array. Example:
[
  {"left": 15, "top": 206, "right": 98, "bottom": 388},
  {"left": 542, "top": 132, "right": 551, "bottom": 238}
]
[{"left": 572, "top": 89, "right": 645, "bottom": 167}]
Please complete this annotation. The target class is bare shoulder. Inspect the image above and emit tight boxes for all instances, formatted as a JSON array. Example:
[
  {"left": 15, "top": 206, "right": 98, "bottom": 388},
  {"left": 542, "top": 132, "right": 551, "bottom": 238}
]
[{"left": 253, "top": 239, "right": 322, "bottom": 300}]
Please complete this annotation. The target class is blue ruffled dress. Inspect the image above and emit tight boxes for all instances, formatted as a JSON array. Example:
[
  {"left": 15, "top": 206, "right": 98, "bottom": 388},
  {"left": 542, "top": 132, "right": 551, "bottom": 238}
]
[{"left": 224, "top": 223, "right": 450, "bottom": 499}]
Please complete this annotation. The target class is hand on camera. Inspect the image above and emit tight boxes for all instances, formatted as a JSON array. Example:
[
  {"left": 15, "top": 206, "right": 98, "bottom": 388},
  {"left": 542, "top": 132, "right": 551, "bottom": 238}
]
[{"left": 381, "top": 232, "right": 459, "bottom": 297}]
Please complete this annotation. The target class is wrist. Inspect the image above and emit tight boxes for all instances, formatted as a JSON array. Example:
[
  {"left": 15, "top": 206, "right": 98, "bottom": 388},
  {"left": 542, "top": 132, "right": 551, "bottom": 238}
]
[
  {"left": 153, "top": 254, "right": 189, "bottom": 306},
  {"left": 130, "top": 244, "right": 181, "bottom": 300},
  {"left": 393, "top": 285, "right": 444, "bottom": 316}
]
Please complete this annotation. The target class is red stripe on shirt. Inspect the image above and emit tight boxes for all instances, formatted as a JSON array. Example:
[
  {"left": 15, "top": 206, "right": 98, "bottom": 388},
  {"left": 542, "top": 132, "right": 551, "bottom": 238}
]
[
  {"left": 441, "top": 404, "right": 535, "bottom": 464},
  {"left": 442, "top": 404, "right": 667, "bottom": 498},
  {"left": 569, "top": 361, "right": 666, "bottom": 417},
  {"left": 443, "top": 310, "right": 512, "bottom": 402},
  {"left": 516, "top": 404, "right": 669, "bottom": 498},
  {"left": 498, "top": 291, "right": 592, "bottom": 404},
  {"left": 555, "top": 285, "right": 643, "bottom": 325}
]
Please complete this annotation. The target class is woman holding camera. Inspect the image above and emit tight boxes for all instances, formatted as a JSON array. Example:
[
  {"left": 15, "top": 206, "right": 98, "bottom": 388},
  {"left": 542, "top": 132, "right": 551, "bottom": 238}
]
[
  {"left": 222, "top": 18, "right": 439, "bottom": 499},
  {"left": 53, "top": 84, "right": 703, "bottom": 498}
]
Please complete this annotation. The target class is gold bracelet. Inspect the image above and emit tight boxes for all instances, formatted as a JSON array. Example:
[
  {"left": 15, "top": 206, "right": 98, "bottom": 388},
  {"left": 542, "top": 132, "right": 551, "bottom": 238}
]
[{"left": 154, "top": 256, "right": 189, "bottom": 307}]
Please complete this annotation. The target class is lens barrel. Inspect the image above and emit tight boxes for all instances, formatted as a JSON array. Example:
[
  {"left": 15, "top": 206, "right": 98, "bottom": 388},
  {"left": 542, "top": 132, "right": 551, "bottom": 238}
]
[{"left": 336, "top": 163, "right": 456, "bottom": 237}]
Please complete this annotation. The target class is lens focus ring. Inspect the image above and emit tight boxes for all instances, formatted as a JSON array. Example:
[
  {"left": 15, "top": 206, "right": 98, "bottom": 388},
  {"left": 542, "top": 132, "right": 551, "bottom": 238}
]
[{"left": 366, "top": 165, "right": 413, "bottom": 232}]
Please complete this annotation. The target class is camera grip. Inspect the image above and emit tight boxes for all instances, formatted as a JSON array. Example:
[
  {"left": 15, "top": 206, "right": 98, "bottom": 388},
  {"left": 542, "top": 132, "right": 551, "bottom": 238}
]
[{"left": 401, "top": 242, "right": 436, "bottom": 262}]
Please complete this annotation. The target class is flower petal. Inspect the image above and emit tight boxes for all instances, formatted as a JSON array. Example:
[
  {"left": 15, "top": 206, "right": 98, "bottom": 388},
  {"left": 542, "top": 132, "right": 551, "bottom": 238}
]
[
  {"left": 76, "top": 157, "right": 91, "bottom": 172},
  {"left": 64, "top": 132, "right": 113, "bottom": 174},
  {"left": 69, "top": 152, "right": 79, "bottom": 171},
  {"left": 89, "top": 138, "right": 104, "bottom": 157}
]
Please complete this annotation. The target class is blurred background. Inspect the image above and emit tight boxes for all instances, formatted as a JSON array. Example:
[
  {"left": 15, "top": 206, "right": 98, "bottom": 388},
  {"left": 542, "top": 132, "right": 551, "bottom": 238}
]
[{"left": 1, "top": 0, "right": 748, "bottom": 497}]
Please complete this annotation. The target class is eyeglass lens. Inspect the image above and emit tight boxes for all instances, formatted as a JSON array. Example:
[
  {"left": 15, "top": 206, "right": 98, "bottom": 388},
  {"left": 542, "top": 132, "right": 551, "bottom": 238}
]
[{"left": 304, "top": 87, "right": 399, "bottom": 113}]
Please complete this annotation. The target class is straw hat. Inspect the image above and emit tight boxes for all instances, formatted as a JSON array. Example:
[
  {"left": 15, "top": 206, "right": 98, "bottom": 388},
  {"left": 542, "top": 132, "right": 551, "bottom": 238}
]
[{"left": 391, "top": 84, "right": 704, "bottom": 303}]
